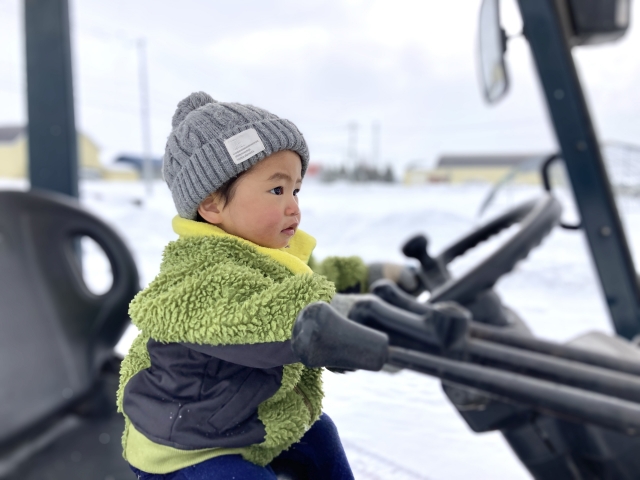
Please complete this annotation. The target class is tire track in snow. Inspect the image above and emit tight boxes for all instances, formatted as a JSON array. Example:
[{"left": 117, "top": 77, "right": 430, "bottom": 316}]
[{"left": 343, "top": 439, "right": 430, "bottom": 480}]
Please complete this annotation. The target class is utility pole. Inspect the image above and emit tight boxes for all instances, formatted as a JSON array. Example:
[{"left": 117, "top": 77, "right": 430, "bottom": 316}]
[
  {"left": 137, "top": 38, "right": 153, "bottom": 195},
  {"left": 347, "top": 121, "right": 359, "bottom": 168},
  {"left": 371, "top": 120, "right": 380, "bottom": 168}
]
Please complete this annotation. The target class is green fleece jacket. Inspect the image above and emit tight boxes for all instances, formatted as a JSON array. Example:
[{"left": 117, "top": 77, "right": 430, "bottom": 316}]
[{"left": 117, "top": 217, "right": 366, "bottom": 473}]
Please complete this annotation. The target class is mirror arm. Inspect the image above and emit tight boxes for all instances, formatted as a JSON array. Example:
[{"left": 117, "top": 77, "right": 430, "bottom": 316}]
[
  {"left": 501, "top": 28, "right": 509, "bottom": 54},
  {"left": 540, "top": 153, "right": 582, "bottom": 230}
]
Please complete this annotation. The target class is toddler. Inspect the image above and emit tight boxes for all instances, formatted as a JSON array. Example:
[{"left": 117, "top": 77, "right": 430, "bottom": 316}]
[{"left": 117, "top": 92, "right": 369, "bottom": 479}]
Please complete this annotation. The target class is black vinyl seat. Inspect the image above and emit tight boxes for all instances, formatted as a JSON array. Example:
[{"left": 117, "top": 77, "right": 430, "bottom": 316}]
[{"left": 0, "top": 189, "right": 139, "bottom": 448}]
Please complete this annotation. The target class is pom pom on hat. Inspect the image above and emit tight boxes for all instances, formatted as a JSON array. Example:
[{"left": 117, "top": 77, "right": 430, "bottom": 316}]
[{"left": 171, "top": 91, "right": 216, "bottom": 129}]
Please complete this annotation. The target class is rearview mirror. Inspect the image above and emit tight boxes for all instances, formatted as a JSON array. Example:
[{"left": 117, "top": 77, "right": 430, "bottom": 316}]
[{"left": 478, "top": 0, "right": 509, "bottom": 104}]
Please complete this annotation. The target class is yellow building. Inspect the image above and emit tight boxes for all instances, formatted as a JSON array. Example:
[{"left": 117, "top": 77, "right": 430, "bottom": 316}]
[
  {"left": 0, "top": 127, "right": 28, "bottom": 178},
  {"left": 405, "top": 154, "right": 544, "bottom": 185},
  {"left": 0, "top": 126, "right": 139, "bottom": 180}
]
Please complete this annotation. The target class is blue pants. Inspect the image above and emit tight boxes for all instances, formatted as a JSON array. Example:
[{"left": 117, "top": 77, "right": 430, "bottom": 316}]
[{"left": 130, "top": 413, "right": 354, "bottom": 480}]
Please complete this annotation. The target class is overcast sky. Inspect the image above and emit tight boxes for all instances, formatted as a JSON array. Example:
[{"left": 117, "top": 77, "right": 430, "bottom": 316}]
[{"left": 1, "top": 0, "right": 640, "bottom": 172}]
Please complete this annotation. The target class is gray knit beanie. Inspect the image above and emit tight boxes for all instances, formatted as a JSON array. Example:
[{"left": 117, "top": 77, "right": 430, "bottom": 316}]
[{"left": 163, "top": 91, "right": 310, "bottom": 219}]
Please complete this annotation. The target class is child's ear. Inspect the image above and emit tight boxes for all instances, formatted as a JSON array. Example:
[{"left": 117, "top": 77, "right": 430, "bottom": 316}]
[{"left": 197, "top": 195, "right": 224, "bottom": 224}]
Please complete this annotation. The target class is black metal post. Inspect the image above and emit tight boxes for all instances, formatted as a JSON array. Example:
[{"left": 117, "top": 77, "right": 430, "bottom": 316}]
[
  {"left": 24, "top": 0, "right": 78, "bottom": 197},
  {"left": 517, "top": 0, "right": 640, "bottom": 339}
]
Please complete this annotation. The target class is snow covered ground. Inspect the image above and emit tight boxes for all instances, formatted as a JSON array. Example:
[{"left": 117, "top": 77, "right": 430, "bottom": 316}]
[{"left": 5, "top": 178, "right": 640, "bottom": 479}]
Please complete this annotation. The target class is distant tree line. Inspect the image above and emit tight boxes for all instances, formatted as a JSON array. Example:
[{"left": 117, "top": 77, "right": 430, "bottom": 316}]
[{"left": 319, "top": 164, "right": 395, "bottom": 183}]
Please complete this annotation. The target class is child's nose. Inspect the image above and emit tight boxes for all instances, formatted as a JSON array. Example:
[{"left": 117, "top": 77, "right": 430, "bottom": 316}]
[{"left": 285, "top": 196, "right": 300, "bottom": 216}]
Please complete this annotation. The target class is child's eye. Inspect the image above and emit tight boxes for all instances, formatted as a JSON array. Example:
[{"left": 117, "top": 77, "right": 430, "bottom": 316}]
[
  {"left": 270, "top": 186, "right": 284, "bottom": 195},
  {"left": 293, "top": 189, "right": 300, "bottom": 196}
]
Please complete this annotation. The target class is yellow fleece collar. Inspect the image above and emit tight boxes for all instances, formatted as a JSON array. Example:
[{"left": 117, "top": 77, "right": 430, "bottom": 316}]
[{"left": 172, "top": 216, "right": 315, "bottom": 275}]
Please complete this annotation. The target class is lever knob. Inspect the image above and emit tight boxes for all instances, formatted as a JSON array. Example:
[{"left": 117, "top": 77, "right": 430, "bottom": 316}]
[{"left": 291, "top": 302, "right": 389, "bottom": 371}]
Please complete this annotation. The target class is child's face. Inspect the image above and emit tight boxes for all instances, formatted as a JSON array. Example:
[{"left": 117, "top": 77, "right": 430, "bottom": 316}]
[{"left": 198, "top": 150, "right": 302, "bottom": 249}]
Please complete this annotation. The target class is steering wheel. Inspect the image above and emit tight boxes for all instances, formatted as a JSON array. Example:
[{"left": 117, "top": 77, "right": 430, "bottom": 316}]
[{"left": 402, "top": 194, "right": 561, "bottom": 323}]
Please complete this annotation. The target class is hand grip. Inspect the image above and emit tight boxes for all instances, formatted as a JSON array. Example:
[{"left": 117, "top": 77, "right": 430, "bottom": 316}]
[
  {"left": 402, "top": 234, "right": 433, "bottom": 272},
  {"left": 402, "top": 234, "right": 450, "bottom": 290},
  {"left": 348, "top": 294, "right": 470, "bottom": 351},
  {"left": 291, "top": 302, "right": 389, "bottom": 371}
]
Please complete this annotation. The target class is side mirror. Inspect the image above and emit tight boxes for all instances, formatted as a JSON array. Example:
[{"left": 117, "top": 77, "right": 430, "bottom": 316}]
[{"left": 478, "top": 0, "right": 509, "bottom": 104}]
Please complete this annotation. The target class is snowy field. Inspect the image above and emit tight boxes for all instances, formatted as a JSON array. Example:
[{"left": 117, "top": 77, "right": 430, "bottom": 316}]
[{"left": 5, "top": 178, "right": 640, "bottom": 480}]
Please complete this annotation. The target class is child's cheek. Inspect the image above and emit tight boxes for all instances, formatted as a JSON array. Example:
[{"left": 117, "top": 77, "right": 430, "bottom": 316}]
[{"left": 245, "top": 206, "right": 278, "bottom": 233}]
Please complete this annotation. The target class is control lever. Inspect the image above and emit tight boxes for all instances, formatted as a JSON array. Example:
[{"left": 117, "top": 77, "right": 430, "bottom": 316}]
[
  {"left": 291, "top": 302, "right": 389, "bottom": 371},
  {"left": 371, "top": 279, "right": 640, "bottom": 379},
  {"left": 344, "top": 294, "right": 469, "bottom": 352},
  {"left": 402, "top": 234, "right": 450, "bottom": 290},
  {"left": 370, "top": 278, "right": 433, "bottom": 315},
  {"left": 290, "top": 300, "right": 640, "bottom": 435}
]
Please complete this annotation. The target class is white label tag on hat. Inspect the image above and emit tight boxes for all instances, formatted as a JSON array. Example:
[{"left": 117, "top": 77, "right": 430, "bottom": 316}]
[{"left": 224, "top": 128, "right": 266, "bottom": 165}]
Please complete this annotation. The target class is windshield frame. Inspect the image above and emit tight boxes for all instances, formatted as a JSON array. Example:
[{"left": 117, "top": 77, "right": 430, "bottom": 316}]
[{"left": 516, "top": 0, "right": 640, "bottom": 339}]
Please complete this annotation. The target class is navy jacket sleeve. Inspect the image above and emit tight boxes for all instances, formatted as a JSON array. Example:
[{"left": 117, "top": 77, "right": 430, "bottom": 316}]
[{"left": 181, "top": 340, "right": 300, "bottom": 369}]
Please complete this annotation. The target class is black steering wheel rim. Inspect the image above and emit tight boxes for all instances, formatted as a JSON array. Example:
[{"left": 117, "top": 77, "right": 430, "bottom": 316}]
[{"left": 427, "top": 193, "right": 562, "bottom": 306}]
